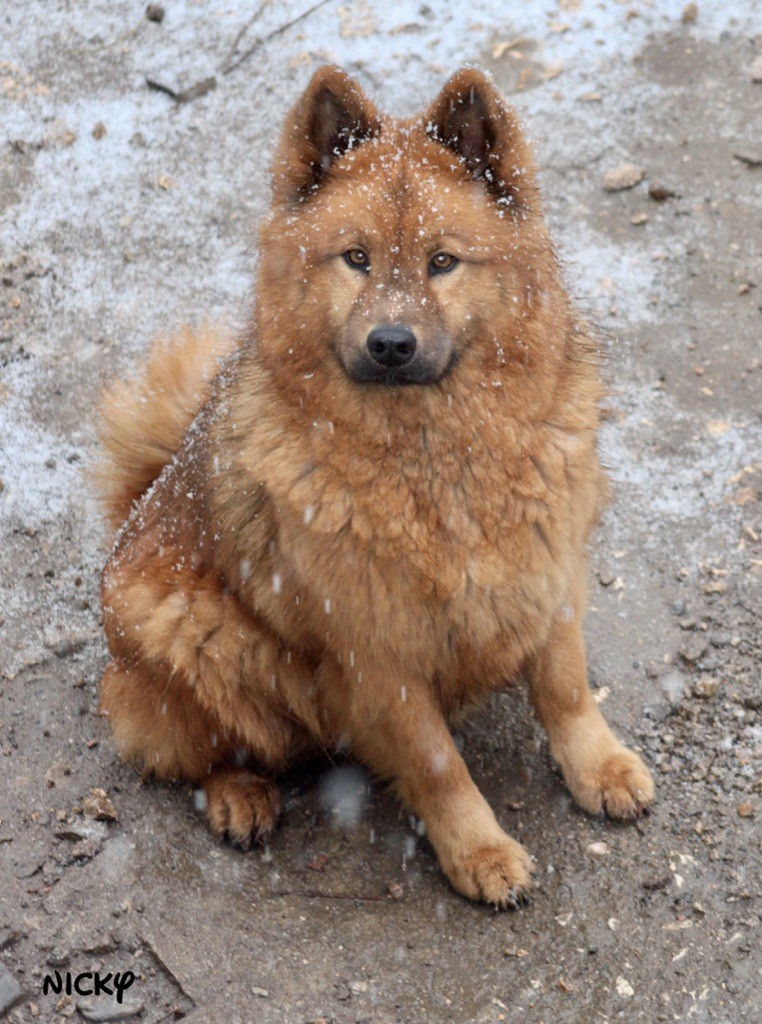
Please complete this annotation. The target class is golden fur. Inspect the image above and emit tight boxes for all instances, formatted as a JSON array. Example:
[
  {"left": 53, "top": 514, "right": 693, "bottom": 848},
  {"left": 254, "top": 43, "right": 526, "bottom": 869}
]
[{"left": 97, "top": 67, "right": 653, "bottom": 906}]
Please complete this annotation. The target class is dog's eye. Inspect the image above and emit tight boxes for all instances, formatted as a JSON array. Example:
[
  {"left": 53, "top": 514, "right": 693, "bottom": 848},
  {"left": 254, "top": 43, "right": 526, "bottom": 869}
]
[
  {"left": 344, "top": 248, "right": 370, "bottom": 272},
  {"left": 429, "top": 252, "right": 459, "bottom": 275}
]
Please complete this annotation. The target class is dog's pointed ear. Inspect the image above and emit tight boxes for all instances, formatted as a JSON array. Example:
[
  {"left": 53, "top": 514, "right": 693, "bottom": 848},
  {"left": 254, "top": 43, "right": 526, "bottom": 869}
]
[
  {"left": 271, "top": 66, "right": 380, "bottom": 203},
  {"left": 424, "top": 67, "right": 537, "bottom": 209}
]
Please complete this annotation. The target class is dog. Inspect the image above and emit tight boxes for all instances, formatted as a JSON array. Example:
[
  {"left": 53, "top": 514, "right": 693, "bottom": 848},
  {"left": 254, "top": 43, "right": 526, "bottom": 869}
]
[{"left": 96, "top": 66, "right": 654, "bottom": 907}]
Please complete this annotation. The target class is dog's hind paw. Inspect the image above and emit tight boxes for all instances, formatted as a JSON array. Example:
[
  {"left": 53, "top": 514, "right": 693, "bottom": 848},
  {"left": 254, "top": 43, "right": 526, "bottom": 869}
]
[{"left": 201, "top": 769, "right": 280, "bottom": 847}]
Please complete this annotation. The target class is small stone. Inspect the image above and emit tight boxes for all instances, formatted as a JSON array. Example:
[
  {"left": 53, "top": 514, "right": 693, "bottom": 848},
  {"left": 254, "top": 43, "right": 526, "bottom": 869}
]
[
  {"left": 0, "top": 929, "right": 23, "bottom": 951},
  {"left": 648, "top": 181, "right": 677, "bottom": 201},
  {"left": 387, "top": 880, "right": 404, "bottom": 900},
  {"left": 15, "top": 858, "right": 44, "bottom": 879},
  {"left": 679, "top": 640, "right": 707, "bottom": 664},
  {"left": 92, "top": 122, "right": 107, "bottom": 140},
  {"left": 56, "top": 993, "right": 76, "bottom": 1017},
  {"left": 334, "top": 981, "right": 352, "bottom": 1002},
  {"left": 681, "top": 3, "right": 698, "bottom": 24},
  {"left": 598, "top": 570, "right": 616, "bottom": 586},
  {"left": 752, "top": 55, "right": 762, "bottom": 83},
  {"left": 631, "top": 212, "right": 649, "bottom": 225},
  {"left": 588, "top": 841, "right": 609, "bottom": 856},
  {"left": 709, "top": 632, "right": 730, "bottom": 648},
  {"left": 616, "top": 976, "right": 635, "bottom": 997},
  {"left": 83, "top": 788, "right": 118, "bottom": 822},
  {"left": 642, "top": 874, "right": 671, "bottom": 891},
  {"left": 603, "top": 162, "right": 645, "bottom": 192},
  {"left": 734, "top": 151, "right": 762, "bottom": 168},
  {"left": 55, "top": 819, "right": 107, "bottom": 843},
  {"left": 643, "top": 701, "right": 671, "bottom": 724},
  {"left": 693, "top": 677, "right": 719, "bottom": 699},
  {"left": 737, "top": 801, "right": 754, "bottom": 818},
  {"left": 77, "top": 998, "right": 144, "bottom": 1022},
  {"left": 251, "top": 987, "right": 269, "bottom": 998},
  {"left": 0, "top": 963, "right": 26, "bottom": 1015},
  {"left": 702, "top": 580, "right": 727, "bottom": 595},
  {"left": 43, "top": 627, "right": 92, "bottom": 657},
  {"left": 145, "top": 3, "right": 165, "bottom": 22},
  {"left": 70, "top": 839, "right": 102, "bottom": 861}
]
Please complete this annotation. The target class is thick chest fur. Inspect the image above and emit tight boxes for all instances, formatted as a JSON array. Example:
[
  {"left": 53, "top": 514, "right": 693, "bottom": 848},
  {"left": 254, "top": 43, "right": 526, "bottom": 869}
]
[{"left": 232, "top": 413, "right": 600, "bottom": 696}]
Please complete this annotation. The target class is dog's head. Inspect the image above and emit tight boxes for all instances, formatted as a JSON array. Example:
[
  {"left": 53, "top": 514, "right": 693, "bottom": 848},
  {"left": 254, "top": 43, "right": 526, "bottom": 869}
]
[{"left": 256, "top": 66, "right": 565, "bottom": 410}]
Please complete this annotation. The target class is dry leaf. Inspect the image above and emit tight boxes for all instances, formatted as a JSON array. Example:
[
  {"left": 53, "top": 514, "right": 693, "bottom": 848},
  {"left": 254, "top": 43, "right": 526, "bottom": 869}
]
[
  {"left": 491, "top": 38, "right": 524, "bottom": 60},
  {"left": 730, "top": 487, "right": 756, "bottom": 507},
  {"left": 702, "top": 581, "right": 727, "bottom": 595},
  {"left": 707, "top": 420, "right": 729, "bottom": 437}
]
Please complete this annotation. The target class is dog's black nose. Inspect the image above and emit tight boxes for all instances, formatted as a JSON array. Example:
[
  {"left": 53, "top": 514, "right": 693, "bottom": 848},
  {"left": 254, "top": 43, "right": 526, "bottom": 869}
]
[{"left": 366, "top": 326, "right": 417, "bottom": 368}]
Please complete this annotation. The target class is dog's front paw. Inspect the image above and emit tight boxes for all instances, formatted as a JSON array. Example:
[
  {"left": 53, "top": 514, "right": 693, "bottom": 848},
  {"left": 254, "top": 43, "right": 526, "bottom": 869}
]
[
  {"left": 569, "top": 747, "right": 654, "bottom": 821},
  {"left": 445, "top": 836, "right": 533, "bottom": 908},
  {"left": 201, "top": 769, "right": 280, "bottom": 847}
]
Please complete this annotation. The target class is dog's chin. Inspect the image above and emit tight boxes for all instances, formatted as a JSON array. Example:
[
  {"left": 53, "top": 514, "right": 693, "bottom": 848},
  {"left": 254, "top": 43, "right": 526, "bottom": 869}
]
[{"left": 343, "top": 353, "right": 454, "bottom": 388}]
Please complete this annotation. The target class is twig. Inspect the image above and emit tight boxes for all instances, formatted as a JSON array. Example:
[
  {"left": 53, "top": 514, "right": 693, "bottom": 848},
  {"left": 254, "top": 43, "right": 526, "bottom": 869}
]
[
  {"left": 146, "top": 75, "right": 217, "bottom": 103},
  {"left": 270, "top": 888, "right": 386, "bottom": 902},
  {"left": 222, "top": 0, "right": 335, "bottom": 75},
  {"left": 221, "top": 0, "right": 271, "bottom": 71}
]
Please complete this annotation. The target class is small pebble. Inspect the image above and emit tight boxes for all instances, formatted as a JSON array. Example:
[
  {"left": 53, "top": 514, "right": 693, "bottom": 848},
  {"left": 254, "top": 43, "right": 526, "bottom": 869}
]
[
  {"left": 83, "top": 788, "right": 118, "bottom": 822},
  {"left": 616, "top": 976, "right": 635, "bottom": 997},
  {"left": 603, "top": 162, "right": 645, "bottom": 191},
  {"left": 77, "top": 998, "right": 144, "bottom": 1022},
  {"left": 681, "top": 3, "right": 698, "bottom": 24},
  {"left": 692, "top": 677, "right": 719, "bottom": 699},
  {"left": 588, "top": 841, "right": 609, "bottom": 856},
  {"left": 0, "top": 963, "right": 25, "bottom": 1015},
  {"left": 648, "top": 181, "right": 677, "bottom": 201}
]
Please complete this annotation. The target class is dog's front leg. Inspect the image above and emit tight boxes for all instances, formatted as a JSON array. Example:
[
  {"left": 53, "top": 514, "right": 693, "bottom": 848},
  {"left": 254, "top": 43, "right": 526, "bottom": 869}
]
[
  {"left": 319, "top": 658, "right": 532, "bottom": 907},
  {"left": 526, "top": 602, "right": 654, "bottom": 820}
]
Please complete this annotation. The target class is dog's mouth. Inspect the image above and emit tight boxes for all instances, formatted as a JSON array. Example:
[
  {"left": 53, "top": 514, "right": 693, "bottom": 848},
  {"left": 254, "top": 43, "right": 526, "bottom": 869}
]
[{"left": 343, "top": 350, "right": 457, "bottom": 388}]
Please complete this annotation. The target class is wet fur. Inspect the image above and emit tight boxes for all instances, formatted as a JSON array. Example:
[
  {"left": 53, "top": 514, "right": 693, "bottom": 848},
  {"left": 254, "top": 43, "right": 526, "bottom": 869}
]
[{"left": 98, "top": 67, "right": 653, "bottom": 904}]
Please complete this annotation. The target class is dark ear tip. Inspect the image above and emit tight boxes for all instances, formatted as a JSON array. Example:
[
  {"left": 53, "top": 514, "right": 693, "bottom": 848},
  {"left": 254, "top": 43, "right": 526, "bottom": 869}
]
[
  {"left": 304, "top": 64, "right": 370, "bottom": 105},
  {"left": 439, "top": 64, "right": 496, "bottom": 102},
  {"left": 306, "top": 64, "right": 352, "bottom": 86}
]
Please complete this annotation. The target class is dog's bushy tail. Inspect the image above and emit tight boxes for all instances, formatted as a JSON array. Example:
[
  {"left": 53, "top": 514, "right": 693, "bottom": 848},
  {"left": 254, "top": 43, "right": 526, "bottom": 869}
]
[{"left": 94, "top": 323, "right": 237, "bottom": 531}]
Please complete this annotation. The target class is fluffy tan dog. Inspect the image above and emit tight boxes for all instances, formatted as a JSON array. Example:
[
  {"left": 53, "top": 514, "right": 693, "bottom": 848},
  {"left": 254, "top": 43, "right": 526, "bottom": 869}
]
[{"left": 96, "top": 66, "right": 653, "bottom": 907}]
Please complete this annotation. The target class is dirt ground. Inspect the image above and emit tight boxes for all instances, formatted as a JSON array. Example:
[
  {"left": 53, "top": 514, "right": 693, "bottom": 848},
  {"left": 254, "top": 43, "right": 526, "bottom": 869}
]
[{"left": 1, "top": 2, "right": 760, "bottom": 1022}]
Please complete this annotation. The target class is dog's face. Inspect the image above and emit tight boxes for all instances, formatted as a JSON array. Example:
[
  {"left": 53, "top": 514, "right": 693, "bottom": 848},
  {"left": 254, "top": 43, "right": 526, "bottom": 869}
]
[{"left": 257, "top": 66, "right": 559, "bottom": 408}]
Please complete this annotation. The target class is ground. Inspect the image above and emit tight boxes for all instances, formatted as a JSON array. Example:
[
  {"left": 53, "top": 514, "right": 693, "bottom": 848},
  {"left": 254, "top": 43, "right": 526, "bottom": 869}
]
[{"left": 0, "top": 2, "right": 760, "bottom": 1022}]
